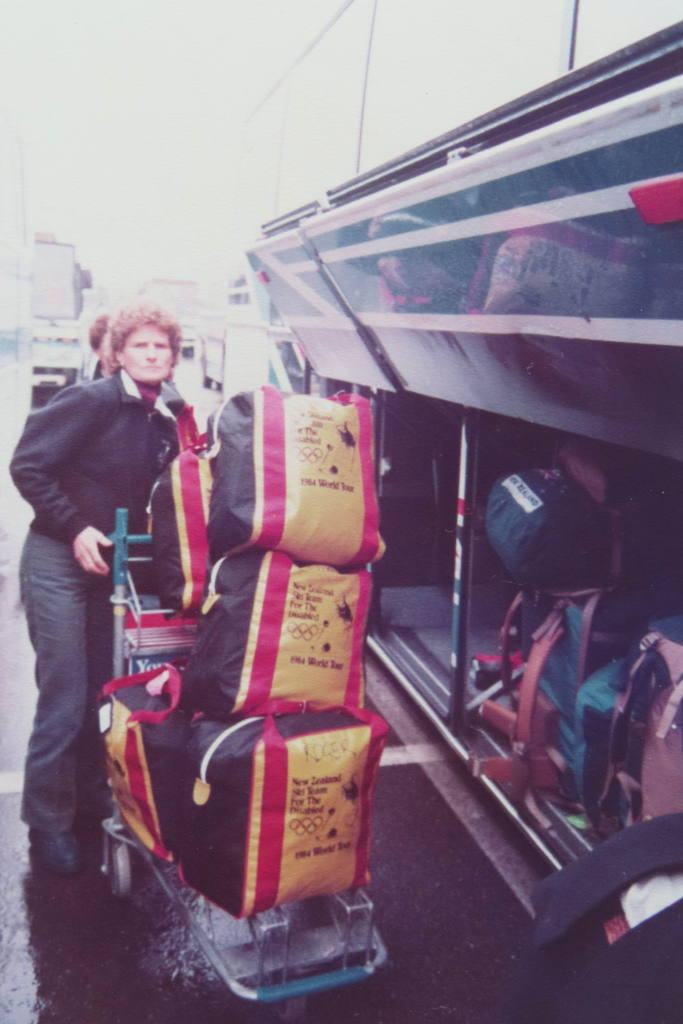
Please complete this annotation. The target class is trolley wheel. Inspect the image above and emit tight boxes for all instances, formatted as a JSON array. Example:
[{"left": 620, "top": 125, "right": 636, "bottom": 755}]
[
  {"left": 102, "top": 831, "right": 132, "bottom": 898},
  {"left": 275, "top": 996, "right": 307, "bottom": 1022}
]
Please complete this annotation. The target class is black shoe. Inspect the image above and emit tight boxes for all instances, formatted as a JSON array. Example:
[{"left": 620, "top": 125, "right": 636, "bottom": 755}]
[{"left": 29, "top": 828, "right": 84, "bottom": 875}]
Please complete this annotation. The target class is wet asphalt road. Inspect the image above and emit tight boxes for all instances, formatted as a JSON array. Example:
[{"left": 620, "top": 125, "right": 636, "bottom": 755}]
[{"left": 0, "top": 359, "right": 548, "bottom": 1024}]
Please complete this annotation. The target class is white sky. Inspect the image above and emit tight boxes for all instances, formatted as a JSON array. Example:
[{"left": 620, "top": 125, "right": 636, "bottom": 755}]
[
  {"left": 0, "top": 0, "right": 341, "bottom": 299},
  {"left": 0, "top": 0, "right": 680, "bottom": 303}
]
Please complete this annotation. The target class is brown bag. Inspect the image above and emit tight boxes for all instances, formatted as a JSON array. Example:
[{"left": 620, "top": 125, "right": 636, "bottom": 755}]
[{"left": 602, "top": 625, "right": 683, "bottom": 825}]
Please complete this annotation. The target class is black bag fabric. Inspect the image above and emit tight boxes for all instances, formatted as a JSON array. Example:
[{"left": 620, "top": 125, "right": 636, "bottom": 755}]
[
  {"left": 505, "top": 815, "right": 683, "bottom": 1024},
  {"left": 183, "top": 548, "right": 370, "bottom": 718},
  {"left": 206, "top": 386, "right": 384, "bottom": 567},
  {"left": 180, "top": 705, "right": 388, "bottom": 918},
  {"left": 486, "top": 468, "right": 613, "bottom": 590}
]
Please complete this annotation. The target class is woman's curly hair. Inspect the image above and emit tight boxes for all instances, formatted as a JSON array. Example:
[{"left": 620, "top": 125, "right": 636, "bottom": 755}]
[
  {"left": 108, "top": 302, "right": 183, "bottom": 365},
  {"left": 88, "top": 311, "right": 110, "bottom": 353}
]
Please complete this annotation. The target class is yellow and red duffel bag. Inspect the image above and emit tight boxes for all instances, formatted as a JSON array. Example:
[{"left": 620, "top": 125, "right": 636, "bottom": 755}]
[
  {"left": 183, "top": 549, "right": 371, "bottom": 717},
  {"left": 151, "top": 440, "right": 213, "bottom": 615},
  {"left": 208, "top": 386, "right": 385, "bottom": 567},
  {"left": 99, "top": 664, "right": 190, "bottom": 861},
  {"left": 179, "top": 702, "right": 388, "bottom": 918}
]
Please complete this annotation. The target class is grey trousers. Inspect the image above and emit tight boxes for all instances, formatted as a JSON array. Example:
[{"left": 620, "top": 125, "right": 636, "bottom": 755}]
[{"left": 20, "top": 530, "right": 114, "bottom": 833}]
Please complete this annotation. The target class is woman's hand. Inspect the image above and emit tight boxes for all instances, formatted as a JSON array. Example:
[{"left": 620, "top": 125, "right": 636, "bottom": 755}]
[{"left": 73, "top": 526, "right": 113, "bottom": 575}]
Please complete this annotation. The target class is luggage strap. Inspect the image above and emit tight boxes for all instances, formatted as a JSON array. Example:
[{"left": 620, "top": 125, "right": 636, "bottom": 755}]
[
  {"left": 101, "top": 663, "right": 182, "bottom": 724},
  {"left": 516, "top": 610, "right": 565, "bottom": 746},
  {"left": 500, "top": 591, "right": 523, "bottom": 692},
  {"left": 598, "top": 642, "right": 653, "bottom": 821}
]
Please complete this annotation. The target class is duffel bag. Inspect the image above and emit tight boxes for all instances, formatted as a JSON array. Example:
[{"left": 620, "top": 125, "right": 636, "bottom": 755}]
[
  {"left": 485, "top": 468, "right": 613, "bottom": 591},
  {"left": 184, "top": 549, "right": 371, "bottom": 717},
  {"left": 151, "top": 440, "right": 213, "bottom": 615},
  {"left": 179, "top": 702, "right": 388, "bottom": 917},
  {"left": 207, "top": 386, "right": 384, "bottom": 566},
  {"left": 99, "top": 664, "right": 190, "bottom": 861}
]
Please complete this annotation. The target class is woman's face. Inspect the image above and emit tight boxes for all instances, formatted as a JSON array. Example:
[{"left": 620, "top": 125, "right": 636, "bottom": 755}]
[{"left": 119, "top": 325, "right": 174, "bottom": 385}]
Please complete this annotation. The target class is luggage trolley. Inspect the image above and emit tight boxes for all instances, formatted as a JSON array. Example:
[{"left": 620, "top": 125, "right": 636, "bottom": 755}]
[{"left": 102, "top": 508, "right": 388, "bottom": 1020}]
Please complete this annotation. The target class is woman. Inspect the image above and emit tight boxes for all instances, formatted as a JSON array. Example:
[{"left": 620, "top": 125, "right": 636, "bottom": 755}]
[{"left": 11, "top": 302, "right": 184, "bottom": 874}]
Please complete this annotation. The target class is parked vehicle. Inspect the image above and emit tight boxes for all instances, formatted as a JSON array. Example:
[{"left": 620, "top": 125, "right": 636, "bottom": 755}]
[
  {"left": 31, "top": 236, "right": 90, "bottom": 406},
  {"left": 198, "top": 272, "right": 298, "bottom": 398},
  {"left": 238, "top": 15, "right": 683, "bottom": 866},
  {"left": 0, "top": 116, "right": 31, "bottom": 460}
]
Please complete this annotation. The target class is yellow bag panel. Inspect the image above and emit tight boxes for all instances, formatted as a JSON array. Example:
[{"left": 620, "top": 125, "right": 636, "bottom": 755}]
[
  {"left": 234, "top": 557, "right": 366, "bottom": 711},
  {"left": 276, "top": 726, "right": 370, "bottom": 905},
  {"left": 104, "top": 699, "right": 170, "bottom": 861}
]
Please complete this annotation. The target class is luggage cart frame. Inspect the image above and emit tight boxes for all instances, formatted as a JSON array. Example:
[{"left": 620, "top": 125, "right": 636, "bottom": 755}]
[{"left": 103, "top": 509, "right": 387, "bottom": 1019}]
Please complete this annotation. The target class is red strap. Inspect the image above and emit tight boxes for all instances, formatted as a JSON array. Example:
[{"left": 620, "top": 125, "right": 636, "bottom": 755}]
[
  {"left": 258, "top": 386, "right": 287, "bottom": 549},
  {"left": 101, "top": 663, "right": 182, "bottom": 724},
  {"left": 252, "top": 714, "right": 289, "bottom": 913},
  {"left": 176, "top": 405, "right": 201, "bottom": 452},
  {"left": 500, "top": 591, "right": 523, "bottom": 691},
  {"left": 516, "top": 621, "right": 565, "bottom": 746},
  {"left": 123, "top": 727, "right": 169, "bottom": 859}
]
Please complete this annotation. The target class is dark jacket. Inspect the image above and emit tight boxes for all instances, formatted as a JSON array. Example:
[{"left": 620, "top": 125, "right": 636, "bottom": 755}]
[
  {"left": 505, "top": 814, "right": 683, "bottom": 1024},
  {"left": 11, "top": 372, "right": 180, "bottom": 544}
]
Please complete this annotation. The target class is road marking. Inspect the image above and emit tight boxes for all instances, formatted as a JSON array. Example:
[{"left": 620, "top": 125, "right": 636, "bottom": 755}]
[
  {"left": 0, "top": 771, "right": 23, "bottom": 794},
  {"left": 381, "top": 743, "right": 449, "bottom": 766},
  {"left": 367, "top": 662, "right": 543, "bottom": 916}
]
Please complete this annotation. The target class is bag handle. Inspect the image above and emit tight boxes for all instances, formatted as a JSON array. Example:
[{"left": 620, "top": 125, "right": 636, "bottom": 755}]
[
  {"left": 208, "top": 556, "right": 227, "bottom": 596},
  {"left": 247, "top": 700, "right": 389, "bottom": 743},
  {"left": 246, "top": 698, "right": 378, "bottom": 722},
  {"left": 101, "top": 663, "right": 182, "bottom": 724}
]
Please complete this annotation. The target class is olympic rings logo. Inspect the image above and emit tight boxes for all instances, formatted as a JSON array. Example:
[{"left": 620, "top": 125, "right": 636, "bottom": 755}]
[
  {"left": 289, "top": 816, "right": 323, "bottom": 835},
  {"left": 294, "top": 446, "right": 323, "bottom": 463},
  {"left": 287, "top": 622, "right": 319, "bottom": 641}
]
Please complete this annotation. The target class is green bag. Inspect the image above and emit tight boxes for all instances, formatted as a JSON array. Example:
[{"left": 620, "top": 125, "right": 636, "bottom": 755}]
[
  {"left": 573, "top": 658, "right": 626, "bottom": 824},
  {"left": 486, "top": 468, "right": 612, "bottom": 591}
]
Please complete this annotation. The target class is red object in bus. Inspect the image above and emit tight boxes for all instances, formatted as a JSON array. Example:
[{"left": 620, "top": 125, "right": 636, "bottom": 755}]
[
  {"left": 255, "top": 270, "right": 270, "bottom": 284},
  {"left": 629, "top": 175, "right": 683, "bottom": 224}
]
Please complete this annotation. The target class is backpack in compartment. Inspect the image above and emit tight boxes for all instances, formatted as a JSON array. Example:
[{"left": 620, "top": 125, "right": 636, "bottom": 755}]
[
  {"left": 99, "top": 664, "right": 190, "bottom": 860},
  {"left": 485, "top": 468, "right": 613, "bottom": 591},
  {"left": 151, "top": 440, "right": 213, "bottom": 615},
  {"left": 207, "top": 386, "right": 384, "bottom": 566},
  {"left": 573, "top": 658, "right": 627, "bottom": 826},
  {"left": 183, "top": 549, "right": 371, "bottom": 718},
  {"left": 602, "top": 617, "right": 683, "bottom": 826},
  {"left": 179, "top": 703, "right": 388, "bottom": 918},
  {"left": 473, "top": 587, "right": 676, "bottom": 828}
]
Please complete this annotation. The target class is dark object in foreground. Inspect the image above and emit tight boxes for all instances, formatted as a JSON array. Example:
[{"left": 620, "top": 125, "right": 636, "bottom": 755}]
[{"left": 505, "top": 814, "right": 683, "bottom": 1024}]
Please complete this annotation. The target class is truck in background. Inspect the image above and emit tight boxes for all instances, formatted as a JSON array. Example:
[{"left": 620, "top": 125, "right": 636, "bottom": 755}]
[
  {"left": 139, "top": 278, "right": 198, "bottom": 357},
  {"left": 31, "top": 234, "right": 91, "bottom": 407}
]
